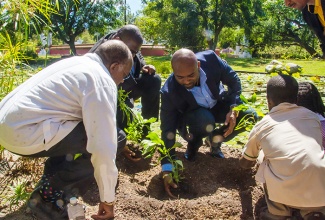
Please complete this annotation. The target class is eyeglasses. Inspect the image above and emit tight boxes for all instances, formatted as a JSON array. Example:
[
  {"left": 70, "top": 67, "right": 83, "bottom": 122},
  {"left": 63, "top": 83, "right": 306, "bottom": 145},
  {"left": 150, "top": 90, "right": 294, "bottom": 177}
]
[{"left": 123, "top": 74, "right": 131, "bottom": 80}]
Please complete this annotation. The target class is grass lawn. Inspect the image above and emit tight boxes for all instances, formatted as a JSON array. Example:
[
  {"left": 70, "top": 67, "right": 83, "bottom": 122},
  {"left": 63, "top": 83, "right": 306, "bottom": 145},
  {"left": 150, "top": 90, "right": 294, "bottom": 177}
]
[
  {"left": 225, "top": 57, "right": 325, "bottom": 76},
  {"left": 144, "top": 56, "right": 325, "bottom": 77},
  {"left": 32, "top": 55, "right": 325, "bottom": 76}
]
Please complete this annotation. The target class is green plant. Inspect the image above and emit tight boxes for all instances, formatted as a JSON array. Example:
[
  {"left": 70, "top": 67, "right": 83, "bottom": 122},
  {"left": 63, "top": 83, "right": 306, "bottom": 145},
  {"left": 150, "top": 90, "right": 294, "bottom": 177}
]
[
  {"left": 124, "top": 112, "right": 157, "bottom": 144},
  {"left": 141, "top": 132, "right": 184, "bottom": 184},
  {"left": 233, "top": 93, "right": 265, "bottom": 132},
  {"left": 118, "top": 88, "right": 157, "bottom": 155},
  {"left": 117, "top": 88, "right": 133, "bottom": 124},
  {"left": 5, "top": 179, "right": 31, "bottom": 211}
]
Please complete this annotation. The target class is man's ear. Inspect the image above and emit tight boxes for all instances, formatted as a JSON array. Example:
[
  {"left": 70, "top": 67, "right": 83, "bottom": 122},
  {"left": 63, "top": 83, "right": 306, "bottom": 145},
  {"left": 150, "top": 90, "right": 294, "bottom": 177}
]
[
  {"left": 197, "top": 61, "right": 201, "bottom": 69},
  {"left": 108, "top": 62, "right": 119, "bottom": 74},
  {"left": 267, "top": 97, "right": 275, "bottom": 111}
]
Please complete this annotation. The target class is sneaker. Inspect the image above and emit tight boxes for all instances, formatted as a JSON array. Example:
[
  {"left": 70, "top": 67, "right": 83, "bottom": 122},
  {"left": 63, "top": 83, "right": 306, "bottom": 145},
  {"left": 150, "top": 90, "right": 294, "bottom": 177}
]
[
  {"left": 208, "top": 141, "right": 225, "bottom": 158},
  {"left": 28, "top": 189, "right": 68, "bottom": 220},
  {"left": 304, "top": 212, "right": 325, "bottom": 220}
]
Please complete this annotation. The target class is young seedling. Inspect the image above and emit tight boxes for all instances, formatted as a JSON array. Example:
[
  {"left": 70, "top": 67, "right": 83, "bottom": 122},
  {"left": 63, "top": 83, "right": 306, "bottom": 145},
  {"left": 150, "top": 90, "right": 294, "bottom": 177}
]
[
  {"left": 141, "top": 132, "right": 184, "bottom": 184},
  {"left": 5, "top": 179, "right": 31, "bottom": 211},
  {"left": 118, "top": 88, "right": 133, "bottom": 124},
  {"left": 233, "top": 93, "right": 265, "bottom": 131},
  {"left": 118, "top": 88, "right": 157, "bottom": 157}
]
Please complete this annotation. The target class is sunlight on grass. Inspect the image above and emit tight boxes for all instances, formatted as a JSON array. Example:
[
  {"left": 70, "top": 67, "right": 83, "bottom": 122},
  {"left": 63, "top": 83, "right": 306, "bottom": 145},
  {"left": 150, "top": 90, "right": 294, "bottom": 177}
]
[{"left": 145, "top": 56, "right": 325, "bottom": 76}]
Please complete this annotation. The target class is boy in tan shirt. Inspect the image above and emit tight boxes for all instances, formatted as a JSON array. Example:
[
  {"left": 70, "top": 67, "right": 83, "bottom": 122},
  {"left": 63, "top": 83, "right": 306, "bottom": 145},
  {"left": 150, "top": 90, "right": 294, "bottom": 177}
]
[{"left": 239, "top": 74, "right": 325, "bottom": 220}]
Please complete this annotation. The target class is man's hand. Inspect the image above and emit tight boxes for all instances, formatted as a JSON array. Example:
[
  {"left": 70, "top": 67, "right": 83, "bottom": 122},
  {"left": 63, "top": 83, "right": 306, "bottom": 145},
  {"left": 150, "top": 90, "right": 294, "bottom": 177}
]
[
  {"left": 122, "top": 146, "right": 141, "bottom": 162},
  {"left": 162, "top": 172, "right": 178, "bottom": 198},
  {"left": 91, "top": 202, "right": 114, "bottom": 220},
  {"left": 142, "top": 65, "right": 156, "bottom": 75},
  {"left": 239, "top": 156, "right": 256, "bottom": 169},
  {"left": 223, "top": 108, "right": 238, "bottom": 138}
]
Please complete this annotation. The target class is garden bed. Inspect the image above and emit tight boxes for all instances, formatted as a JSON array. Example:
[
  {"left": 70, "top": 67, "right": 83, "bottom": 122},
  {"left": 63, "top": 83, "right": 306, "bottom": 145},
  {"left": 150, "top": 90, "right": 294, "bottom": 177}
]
[{"left": 1, "top": 73, "right": 324, "bottom": 219}]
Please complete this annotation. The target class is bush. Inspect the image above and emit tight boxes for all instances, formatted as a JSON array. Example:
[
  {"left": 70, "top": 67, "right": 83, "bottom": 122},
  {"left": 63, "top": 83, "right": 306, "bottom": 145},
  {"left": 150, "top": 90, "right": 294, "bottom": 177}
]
[
  {"left": 21, "top": 49, "right": 39, "bottom": 65},
  {"left": 256, "top": 45, "right": 315, "bottom": 60}
]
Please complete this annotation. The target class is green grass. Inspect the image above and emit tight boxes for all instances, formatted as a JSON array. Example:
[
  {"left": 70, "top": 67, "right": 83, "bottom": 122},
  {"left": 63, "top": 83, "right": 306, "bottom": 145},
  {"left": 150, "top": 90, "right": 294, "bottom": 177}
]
[
  {"left": 144, "top": 56, "right": 325, "bottom": 76},
  {"left": 144, "top": 56, "right": 172, "bottom": 78}
]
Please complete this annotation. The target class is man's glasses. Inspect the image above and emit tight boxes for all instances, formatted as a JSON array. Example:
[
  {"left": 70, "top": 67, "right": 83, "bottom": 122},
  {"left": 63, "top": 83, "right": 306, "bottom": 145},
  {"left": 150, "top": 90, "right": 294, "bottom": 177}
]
[{"left": 123, "top": 74, "right": 131, "bottom": 80}]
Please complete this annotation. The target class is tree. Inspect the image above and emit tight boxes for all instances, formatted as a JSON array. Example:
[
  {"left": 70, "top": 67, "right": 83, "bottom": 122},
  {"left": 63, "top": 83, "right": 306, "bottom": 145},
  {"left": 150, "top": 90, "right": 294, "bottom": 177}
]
[
  {"left": 137, "top": 0, "right": 206, "bottom": 52},
  {"left": 44, "top": 0, "right": 121, "bottom": 55},
  {"left": 250, "top": 0, "right": 321, "bottom": 57},
  {"left": 136, "top": 0, "right": 263, "bottom": 51},
  {"left": 0, "top": 0, "right": 56, "bottom": 67}
]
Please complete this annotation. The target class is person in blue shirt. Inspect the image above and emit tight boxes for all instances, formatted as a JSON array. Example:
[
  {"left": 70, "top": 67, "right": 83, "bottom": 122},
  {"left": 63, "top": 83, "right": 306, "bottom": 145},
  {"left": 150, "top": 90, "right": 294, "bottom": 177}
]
[{"left": 160, "top": 48, "right": 257, "bottom": 197}]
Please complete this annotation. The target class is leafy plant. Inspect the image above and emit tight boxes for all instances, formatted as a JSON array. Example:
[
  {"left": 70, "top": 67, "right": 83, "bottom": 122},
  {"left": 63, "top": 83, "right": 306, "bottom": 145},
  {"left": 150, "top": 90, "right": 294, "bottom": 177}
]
[
  {"left": 124, "top": 112, "right": 156, "bottom": 144},
  {"left": 141, "top": 132, "right": 184, "bottom": 184},
  {"left": 118, "top": 88, "right": 133, "bottom": 124},
  {"left": 233, "top": 93, "right": 265, "bottom": 132},
  {"left": 5, "top": 179, "right": 31, "bottom": 211}
]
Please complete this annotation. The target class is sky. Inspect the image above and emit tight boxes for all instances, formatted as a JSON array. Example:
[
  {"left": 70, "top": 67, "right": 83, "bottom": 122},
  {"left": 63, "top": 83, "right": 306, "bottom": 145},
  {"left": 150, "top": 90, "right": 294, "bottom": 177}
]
[{"left": 126, "top": 0, "right": 142, "bottom": 14}]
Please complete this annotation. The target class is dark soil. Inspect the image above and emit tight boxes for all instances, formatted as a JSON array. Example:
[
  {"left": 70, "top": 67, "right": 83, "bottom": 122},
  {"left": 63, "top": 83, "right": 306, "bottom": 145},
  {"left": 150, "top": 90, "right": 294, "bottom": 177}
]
[{"left": 0, "top": 140, "right": 266, "bottom": 220}]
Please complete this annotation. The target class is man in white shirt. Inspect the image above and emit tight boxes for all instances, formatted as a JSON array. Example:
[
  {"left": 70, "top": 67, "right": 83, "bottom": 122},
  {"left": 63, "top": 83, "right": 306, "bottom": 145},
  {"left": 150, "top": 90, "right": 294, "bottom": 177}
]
[
  {"left": 0, "top": 40, "right": 133, "bottom": 219},
  {"left": 239, "top": 74, "right": 325, "bottom": 220}
]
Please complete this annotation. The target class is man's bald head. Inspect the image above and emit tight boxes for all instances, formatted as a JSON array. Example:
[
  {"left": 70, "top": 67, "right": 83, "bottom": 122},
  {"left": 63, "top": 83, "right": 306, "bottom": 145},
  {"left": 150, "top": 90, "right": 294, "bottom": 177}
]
[
  {"left": 171, "top": 48, "right": 200, "bottom": 89},
  {"left": 171, "top": 48, "right": 198, "bottom": 73}
]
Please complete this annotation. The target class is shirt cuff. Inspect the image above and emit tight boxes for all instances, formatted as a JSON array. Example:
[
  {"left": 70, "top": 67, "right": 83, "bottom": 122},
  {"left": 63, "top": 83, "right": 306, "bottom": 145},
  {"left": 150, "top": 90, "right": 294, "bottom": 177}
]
[{"left": 162, "top": 163, "right": 173, "bottom": 172}]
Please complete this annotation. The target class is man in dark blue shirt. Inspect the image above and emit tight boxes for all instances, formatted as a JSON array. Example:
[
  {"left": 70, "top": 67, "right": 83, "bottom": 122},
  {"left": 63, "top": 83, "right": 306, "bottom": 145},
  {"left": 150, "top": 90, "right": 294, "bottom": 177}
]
[{"left": 160, "top": 48, "right": 257, "bottom": 197}]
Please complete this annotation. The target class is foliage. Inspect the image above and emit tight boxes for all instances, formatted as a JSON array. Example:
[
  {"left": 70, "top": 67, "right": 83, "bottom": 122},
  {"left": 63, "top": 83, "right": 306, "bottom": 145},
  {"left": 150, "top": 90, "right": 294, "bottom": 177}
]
[
  {"left": 37, "top": 0, "right": 122, "bottom": 55},
  {"left": 257, "top": 45, "right": 314, "bottom": 60},
  {"left": 143, "top": 56, "right": 172, "bottom": 78},
  {"left": 145, "top": 55, "right": 325, "bottom": 76},
  {"left": 78, "top": 30, "right": 96, "bottom": 44},
  {"left": 4, "top": 179, "right": 31, "bottom": 211},
  {"left": 124, "top": 113, "right": 156, "bottom": 144},
  {"left": 137, "top": 0, "right": 264, "bottom": 51},
  {"left": 250, "top": 0, "right": 321, "bottom": 58},
  {"left": 118, "top": 88, "right": 157, "bottom": 152},
  {"left": 137, "top": 0, "right": 206, "bottom": 51},
  {"left": 265, "top": 62, "right": 302, "bottom": 76},
  {"left": 141, "top": 132, "right": 184, "bottom": 184},
  {"left": 118, "top": 88, "right": 133, "bottom": 124},
  {"left": 218, "top": 28, "right": 245, "bottom": 49}
]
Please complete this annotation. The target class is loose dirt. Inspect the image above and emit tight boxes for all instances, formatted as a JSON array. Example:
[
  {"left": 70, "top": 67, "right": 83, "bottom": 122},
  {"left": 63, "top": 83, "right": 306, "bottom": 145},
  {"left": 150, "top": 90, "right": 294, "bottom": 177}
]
[{"left": 1, "top": 139, "right": 267, "bottom": 220}]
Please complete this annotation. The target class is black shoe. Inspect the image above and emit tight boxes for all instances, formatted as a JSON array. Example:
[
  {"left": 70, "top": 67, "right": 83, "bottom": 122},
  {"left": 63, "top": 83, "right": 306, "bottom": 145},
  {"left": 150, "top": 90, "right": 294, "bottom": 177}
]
[
  {"left": 209, "top": 142, "right": 225, "bottom": 158},
  {"left": 184, "top": 149, "right": 197, "bottom": 161},
  {"left": 28, "top": 189, "right": 68, "bottom": 220},
  {"left": 184, "top": 145, "right": 198, "bottom": 162}
]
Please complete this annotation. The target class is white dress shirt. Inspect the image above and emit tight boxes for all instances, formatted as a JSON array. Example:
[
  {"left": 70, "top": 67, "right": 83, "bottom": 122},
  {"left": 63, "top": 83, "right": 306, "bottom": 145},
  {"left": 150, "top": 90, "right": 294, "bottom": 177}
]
[{"left": 0, "top": 53, "right": 118, "bottom": 202}]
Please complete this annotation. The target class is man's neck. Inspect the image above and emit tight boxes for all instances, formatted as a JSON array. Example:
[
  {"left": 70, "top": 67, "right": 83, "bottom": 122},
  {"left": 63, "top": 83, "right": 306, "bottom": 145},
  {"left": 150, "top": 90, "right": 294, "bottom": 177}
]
[{"left": 308, "top": 0, "right": 316, "bottom": 6}]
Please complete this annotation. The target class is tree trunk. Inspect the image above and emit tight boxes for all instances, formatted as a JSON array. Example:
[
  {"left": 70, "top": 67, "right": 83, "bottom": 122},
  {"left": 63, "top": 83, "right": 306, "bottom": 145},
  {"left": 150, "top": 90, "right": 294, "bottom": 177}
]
[
  {"left": 287, "top": 29, "right": 321, "bottom": 57},
  {"left": 68, "top": 39, "right": 77, "bottom": 55},
  {"left": 213, "top": 24, "right": 223, "bottom": 50}
]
